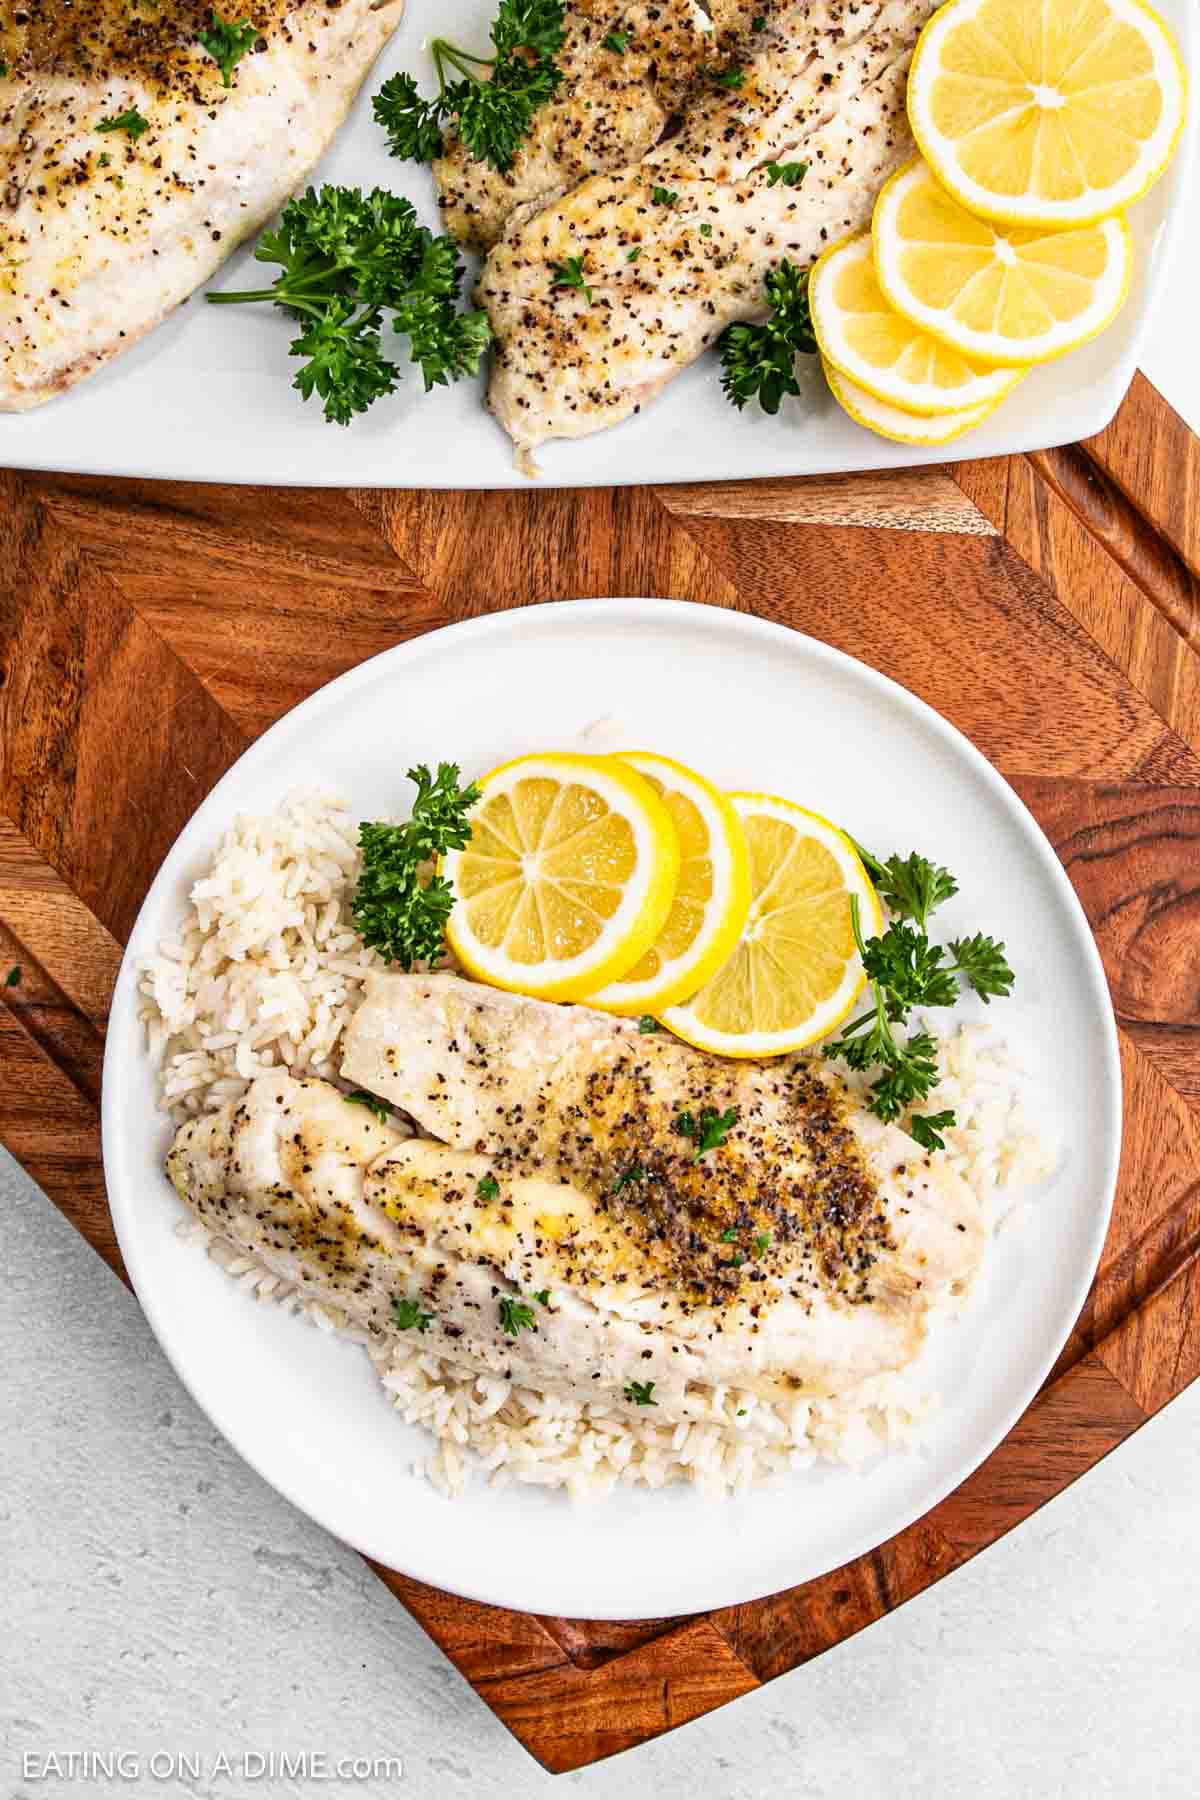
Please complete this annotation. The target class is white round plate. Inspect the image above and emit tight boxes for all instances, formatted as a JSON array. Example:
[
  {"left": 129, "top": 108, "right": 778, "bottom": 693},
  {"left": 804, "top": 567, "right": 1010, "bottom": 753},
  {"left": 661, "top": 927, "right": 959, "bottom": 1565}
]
[{"left": 103, "top": 599, "right": 1121, "bottom": 1619}]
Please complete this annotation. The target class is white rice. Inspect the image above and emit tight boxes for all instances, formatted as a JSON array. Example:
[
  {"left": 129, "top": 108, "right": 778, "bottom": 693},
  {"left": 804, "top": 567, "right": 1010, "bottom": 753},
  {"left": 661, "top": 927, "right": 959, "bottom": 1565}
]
[
  {"left": 139, "top": 792, "right": 388, "bottom": 1123},
  {"left": 141, "top": 792, "right": 1054, "bottom": 1501}
]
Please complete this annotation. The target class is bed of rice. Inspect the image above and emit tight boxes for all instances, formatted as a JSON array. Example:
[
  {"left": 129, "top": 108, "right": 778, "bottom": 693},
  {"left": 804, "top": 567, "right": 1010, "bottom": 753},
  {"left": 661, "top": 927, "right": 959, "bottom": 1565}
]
[{"left": 140, "top": 793, "right": 1054, "bottom": 1501}]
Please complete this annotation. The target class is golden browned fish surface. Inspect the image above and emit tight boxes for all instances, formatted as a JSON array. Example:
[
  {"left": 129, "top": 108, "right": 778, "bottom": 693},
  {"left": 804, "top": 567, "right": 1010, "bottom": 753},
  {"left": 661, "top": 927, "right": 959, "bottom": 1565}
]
[
  {"left": 434, "top": 0, "right": 732, "bottom": 253},
  {"left": 136, "top": 973, "right": 988, "bottom": 1421},
  {"left": 480, "top": 0, "right": 935, "bottom": 455},
  {"left": 0, "top": 0, "right": 404, "bottom": 409}
]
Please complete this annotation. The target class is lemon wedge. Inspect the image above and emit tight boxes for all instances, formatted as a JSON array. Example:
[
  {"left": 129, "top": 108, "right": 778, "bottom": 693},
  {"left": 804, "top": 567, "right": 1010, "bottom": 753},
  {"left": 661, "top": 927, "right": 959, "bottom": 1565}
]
[
  {"left": 809, "top": 230, "right": 1025, "bottom": 415},
  {"left": 908, "top": 0, "right": 1188, "bottom": 230},
  {"left": 658, "top": 794, "right": 880, "bottom": 1058},
  {"left": 584, "top": 751, "right": 751, "bottom": 1015},
  {"left": 824, "top": 360, "right": 1010, "bottom": 442},
  {"left": 872, "top": 158, "right": 1131, "bottom": 367},
  {"left": 443, "top": 752, "right": 680, "bottom": 1001}
]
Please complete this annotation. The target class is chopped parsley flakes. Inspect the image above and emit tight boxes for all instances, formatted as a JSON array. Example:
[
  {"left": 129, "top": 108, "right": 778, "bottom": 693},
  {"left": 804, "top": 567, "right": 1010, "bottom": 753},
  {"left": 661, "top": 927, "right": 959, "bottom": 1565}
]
[
  {"left": 499, "top": 1296, "right": 538, "bottom": 1337},
  {"left": 674, "top": 1105, "right": 739, "bottom": 1159},
  {"left": 97, "top": 107, "right": 150, "bottom": 139},
  {"left": 550, "top": 254, "right": 593, "bottom": 303},
  {"left": 344, "top": 1089, "right": 389, "bottom": 1124},
  {"left": 392, "top": 1296, "right": 433, "bottom": 1333}
]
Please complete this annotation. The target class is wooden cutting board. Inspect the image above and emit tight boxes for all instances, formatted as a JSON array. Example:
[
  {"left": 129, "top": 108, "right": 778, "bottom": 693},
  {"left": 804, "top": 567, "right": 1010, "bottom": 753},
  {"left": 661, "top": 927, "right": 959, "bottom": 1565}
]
[{"left": 2, "top": 373, "right": 1198, "bottom": 1773}]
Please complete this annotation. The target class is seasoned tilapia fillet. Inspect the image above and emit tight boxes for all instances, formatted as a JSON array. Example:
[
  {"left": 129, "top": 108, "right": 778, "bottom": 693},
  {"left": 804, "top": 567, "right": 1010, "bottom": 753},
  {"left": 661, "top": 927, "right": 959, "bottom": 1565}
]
[
  {"left": 481, "top": 0, "right": 935, "bottom": 453},
  {"left": 435, "top": 0, "right": 728, "bottom": 252},
  {"left": 180, "top": 971, "right": 992, "bottom": 1420},
  {"left": 0, "top": 0, "right": 404, "bottom": 410},
  {"left": 168, "top": 1009, "right": 982, "bottom": 1424}
]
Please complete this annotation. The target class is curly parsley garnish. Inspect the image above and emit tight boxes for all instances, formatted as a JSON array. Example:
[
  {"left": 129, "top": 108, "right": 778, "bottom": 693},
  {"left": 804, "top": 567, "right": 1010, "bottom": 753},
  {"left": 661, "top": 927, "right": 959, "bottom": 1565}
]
[
  {"left": 197, "top": 12, "right": 259, "bottom": 87},
  {"left": 824, "top": 847, "right": 1014, "bottom": 1148},
  {"left": 849, "top": 843, "right": 959, "bottom": 931},
  {"left": 97, "top": 107, "right": 150, "bottom": 140},
  {"left": 612, "top": 1163, "right": 645, "bottom": 1193},
  {"left": 499, "top": 1296, "right": 538, "bottom": 1337},
  {"left": 719, "top": 259, "right": 816, "bottom": 414},
  {"left": 477, "top": 1173, "right": 500, "bottom": 1201},
  {"left": 207, "top": 186, "right": 489, "bottom": 424},
  {"left": 351, "top": 762, "right": 481, "bottom": 968},
  {"left": 392, "top": 1296, "right": 433, "bottom": 1333},
  {"left": 637, "top": 1015, "right": 659, "bottom": 1033},
  {"left": 764, "top": 160, "right": 807, "bottom": 186},
  {"left": 373, "top": 0, "right": 566, "bottom": 173},
  {"left": 651, "top": 184, "right": 679, "bottom": 206},
  {"left": 624, "top": 1380, "right": 656, "bottom": 1406}
]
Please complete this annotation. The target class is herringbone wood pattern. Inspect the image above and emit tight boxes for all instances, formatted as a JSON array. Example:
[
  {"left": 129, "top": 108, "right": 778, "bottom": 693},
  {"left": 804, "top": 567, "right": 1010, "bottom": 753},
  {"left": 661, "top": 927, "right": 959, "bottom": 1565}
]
[{"left": 1, "top": 371, "right": 1197, "bottom": 1771}]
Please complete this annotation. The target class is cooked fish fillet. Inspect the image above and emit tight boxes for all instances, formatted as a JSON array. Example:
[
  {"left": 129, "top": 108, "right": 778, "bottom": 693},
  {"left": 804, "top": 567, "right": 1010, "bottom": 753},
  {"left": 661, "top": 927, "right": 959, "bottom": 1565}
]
[
  {"left": 146, "top": 969, "right": 981, "bottom": 1418},
  {"left": 435, "top": 0, "right": 729, "bottom": 253},
  {"left": 168, "top": 1026, "right": 982, "bottom": 1430},
  {"left": 0, "top": 0, "right": 404, "bottom": 410},
  {"left": 480, "top": 0, "right": 935, "bottom": 455}
]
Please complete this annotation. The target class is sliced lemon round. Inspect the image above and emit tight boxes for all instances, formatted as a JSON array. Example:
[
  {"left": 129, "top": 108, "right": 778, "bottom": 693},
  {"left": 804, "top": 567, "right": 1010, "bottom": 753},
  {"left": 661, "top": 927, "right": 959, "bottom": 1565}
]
[
  {"left": 809, "top": 230, "right": 1025, "bottom": 416},
  {"left": 584, "top": 751, "right": 751, "bottom": 1015},
  {"left": 443, "top": 752, "right": 680, "bottom": 1001},
  {"left": 908, "top": 0, "right": 1188, "bottom": 230},
  {"left": 872, "top": 158, "right": 1132, "bottom": 367},
  {"left": 659, "top": 794, "right": 881, "bottom": 1059},
  {"left": 824, "top": 359, "right": 1009, "bottom": 443}
]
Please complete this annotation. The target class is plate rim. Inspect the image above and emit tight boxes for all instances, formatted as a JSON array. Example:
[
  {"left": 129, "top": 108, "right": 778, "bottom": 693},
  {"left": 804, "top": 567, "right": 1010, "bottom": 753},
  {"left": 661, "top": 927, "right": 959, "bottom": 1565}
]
[{"left": 100, "top": 596, "right": 1123, "bottom": 1617}]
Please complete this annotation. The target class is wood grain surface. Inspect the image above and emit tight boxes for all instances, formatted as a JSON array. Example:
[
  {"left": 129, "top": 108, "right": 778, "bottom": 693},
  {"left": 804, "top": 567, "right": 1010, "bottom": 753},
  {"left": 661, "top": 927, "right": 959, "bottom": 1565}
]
[{"left": 1, "top": 368, "right": 1198, "bottom": 1773}]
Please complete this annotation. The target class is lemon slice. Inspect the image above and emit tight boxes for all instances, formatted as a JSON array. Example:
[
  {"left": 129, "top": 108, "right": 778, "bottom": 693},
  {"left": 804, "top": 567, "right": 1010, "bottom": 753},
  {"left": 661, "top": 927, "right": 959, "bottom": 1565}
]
[
  {"left": 824, "top": 360, "right": 1009, "bottom": 443},
  {"left": 908, "top": 0, "right": 1188, "bottom": 230},
  {"left": 872, "top": 158, "right": 1131, "bottom": 367},
  {"left": 442, "top": 752, "right": 680, "bottom": 1001},
  {"left": 809, "top": 230, "right": 1024, "bottom": 415},
  {"left": 584, "top": 751, "right": 751, "bottom": 1015},
  {"left": 659, "top": 794, "right": 881, "bottom": 1059}
]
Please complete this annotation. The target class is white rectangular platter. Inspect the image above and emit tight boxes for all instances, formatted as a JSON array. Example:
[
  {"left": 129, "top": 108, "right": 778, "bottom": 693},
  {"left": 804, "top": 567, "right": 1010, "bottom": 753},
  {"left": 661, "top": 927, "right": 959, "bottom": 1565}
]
[{"left": 3, "top": 0, "right": 1195, "bottom": 489}]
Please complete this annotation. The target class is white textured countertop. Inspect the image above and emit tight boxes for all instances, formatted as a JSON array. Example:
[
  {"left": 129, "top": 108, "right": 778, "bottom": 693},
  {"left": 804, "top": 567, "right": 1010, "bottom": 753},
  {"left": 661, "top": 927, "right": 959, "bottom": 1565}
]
[{"left": 4, "top": 133, "right": 1200, "bottom": 1800}]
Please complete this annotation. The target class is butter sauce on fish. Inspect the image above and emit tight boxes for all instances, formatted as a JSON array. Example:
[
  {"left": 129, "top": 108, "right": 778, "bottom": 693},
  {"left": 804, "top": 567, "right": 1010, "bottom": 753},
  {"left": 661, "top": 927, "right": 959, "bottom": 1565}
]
[{"left": 168, "top": 974, "right": 983, "bottom": 1425}]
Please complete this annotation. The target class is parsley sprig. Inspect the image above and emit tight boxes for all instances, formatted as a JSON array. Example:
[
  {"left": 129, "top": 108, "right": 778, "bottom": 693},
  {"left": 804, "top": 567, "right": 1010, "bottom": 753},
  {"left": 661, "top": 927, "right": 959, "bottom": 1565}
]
[
  {"left": 824, "top": 847, "right": 1015, "bottom": 1150},
  {"left": 197, "top": 12, "right": 259, "bottom": 87},
  {"left": 351, "top": 762, "right": 481, "bottom": 969},
  {"left": 208, "top": 186, "right": 490, "bottom": 424},
  {"left": 373, "top": 0, "right": 565, "bottom": 173},
  {"left": 849, "top": 843, "right": 958, "bottom": 930},
  {"left": 719, "top": 260, "right": 816, "bottom": 414},
  {"left": 624, "top": 1380, "right": 656, "bottom": 1406}
]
